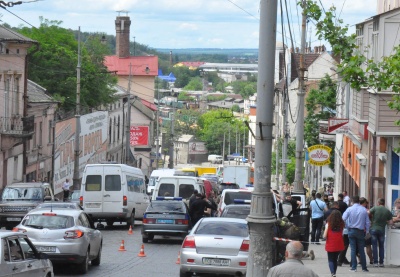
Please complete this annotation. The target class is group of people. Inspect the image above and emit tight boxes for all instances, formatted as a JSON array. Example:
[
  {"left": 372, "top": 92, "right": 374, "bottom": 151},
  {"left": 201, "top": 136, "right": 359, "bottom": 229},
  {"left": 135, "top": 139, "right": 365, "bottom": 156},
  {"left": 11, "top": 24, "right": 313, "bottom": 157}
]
[
  {"left": 188, "top": 190, "right": 218, "bottom": 225},
  {"left": 268, "top": 184, "right": 400, "bottom": 277}
]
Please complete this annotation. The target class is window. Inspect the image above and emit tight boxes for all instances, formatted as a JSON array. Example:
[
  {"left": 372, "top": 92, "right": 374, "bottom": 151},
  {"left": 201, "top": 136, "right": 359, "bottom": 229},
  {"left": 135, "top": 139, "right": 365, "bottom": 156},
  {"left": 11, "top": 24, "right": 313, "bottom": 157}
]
[
  {"left": 195, "top": 221, "right": 248, "bottom": 237},
  {"left": 48, "top": 120, "right": 53, "bottom": 143},
  {"left": 8, "top": 238, "right": 23, "bottom": 261},
  {"left": 17, "top": 237, "right": 36, "bottom": 260},
  {"left": 126, "top": 175, "right": 144, "bottom": 192},
  {"left": 179, "top": 184, "right": 194, "bottom": 199},
  {"left": 158, "top": 183, "right": 175, "bottom": 197},
  {"left": 33, "top": 123, "right": 37, "bottom": 146},
  {"left": 13, "top": 77, "right": 20, "bottom": 115},
  {"left": 85, "top": 175, "right": 102, "bottom": 191},
  {"left": 78, "top": 213, "right": 90, "bottom": 228},
  {"left": 105, "top": 175, "right": 121, "bottom": 191}
]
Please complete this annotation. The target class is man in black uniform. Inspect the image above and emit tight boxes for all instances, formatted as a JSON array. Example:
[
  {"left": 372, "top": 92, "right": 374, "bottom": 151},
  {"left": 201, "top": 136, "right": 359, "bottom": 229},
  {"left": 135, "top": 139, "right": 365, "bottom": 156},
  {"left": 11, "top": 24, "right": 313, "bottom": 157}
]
[{"left": 190, "top": 193, "right": 214, "bottom": 225}]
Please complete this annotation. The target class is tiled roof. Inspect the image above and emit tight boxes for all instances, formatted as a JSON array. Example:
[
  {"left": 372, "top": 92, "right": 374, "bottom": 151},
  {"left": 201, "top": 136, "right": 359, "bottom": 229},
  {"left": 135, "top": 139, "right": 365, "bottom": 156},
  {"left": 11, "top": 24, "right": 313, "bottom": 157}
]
[
  {"left": 0, "top": 25, "right": 37, "bottom": 43},
  {"left": 27, "top": 80, "right": 56, "bottom": 103},
  {"left": 104, "top": 56, "right": 158, "bottom": 76}
]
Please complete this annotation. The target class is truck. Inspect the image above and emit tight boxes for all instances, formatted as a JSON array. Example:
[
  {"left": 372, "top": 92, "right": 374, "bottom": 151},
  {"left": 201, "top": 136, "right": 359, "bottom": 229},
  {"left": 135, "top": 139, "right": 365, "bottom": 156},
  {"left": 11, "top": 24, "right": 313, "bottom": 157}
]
[
  {"left": 222, "top": 165, "right": 251, "bottom": 188},
  {"left": 178, "top": 167, "right": 218, "bottom": 177}
]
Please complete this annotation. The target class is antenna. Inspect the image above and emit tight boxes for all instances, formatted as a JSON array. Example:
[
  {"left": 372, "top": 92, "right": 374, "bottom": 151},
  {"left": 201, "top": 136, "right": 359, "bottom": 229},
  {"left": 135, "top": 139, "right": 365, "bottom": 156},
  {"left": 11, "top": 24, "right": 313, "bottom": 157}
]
[{"left": 116, "top": 10, "right": 129, "bottom": 16}]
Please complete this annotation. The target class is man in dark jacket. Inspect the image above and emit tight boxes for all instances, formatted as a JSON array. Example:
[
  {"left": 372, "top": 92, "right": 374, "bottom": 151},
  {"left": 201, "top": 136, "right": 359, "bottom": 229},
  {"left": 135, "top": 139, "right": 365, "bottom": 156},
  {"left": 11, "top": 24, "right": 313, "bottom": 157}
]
[
  {"left": 190, "top": 194, "right": 213, "bottom": 225},
  {"left": 189, "top": 190, "right": 198, "bottom": 209},
  {"left": 337, "top": 193, "right": 348, "bottom": 215}
]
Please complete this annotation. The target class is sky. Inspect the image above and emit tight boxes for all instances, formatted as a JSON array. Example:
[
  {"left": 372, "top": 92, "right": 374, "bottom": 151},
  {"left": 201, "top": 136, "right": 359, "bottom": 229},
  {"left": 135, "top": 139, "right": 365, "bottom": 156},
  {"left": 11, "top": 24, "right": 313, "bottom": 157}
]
[{"left": 0, "top": 0, "right": 377, "bottom": 49}]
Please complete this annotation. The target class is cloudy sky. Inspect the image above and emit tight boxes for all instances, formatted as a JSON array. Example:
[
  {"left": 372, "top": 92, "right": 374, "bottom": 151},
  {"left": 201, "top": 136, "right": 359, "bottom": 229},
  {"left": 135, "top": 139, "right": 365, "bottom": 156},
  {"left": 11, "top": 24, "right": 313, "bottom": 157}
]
[{"left": 1, "top": 0, "right": 377, "bottom": 49}]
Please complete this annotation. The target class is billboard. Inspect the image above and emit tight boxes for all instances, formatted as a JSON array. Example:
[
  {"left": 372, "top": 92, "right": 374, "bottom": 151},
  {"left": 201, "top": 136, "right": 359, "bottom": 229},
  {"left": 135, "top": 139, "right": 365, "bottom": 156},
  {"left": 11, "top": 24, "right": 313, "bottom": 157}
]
[
  {"left": 53, "top": 111, "right": 108, "bottom": 194},
  {"left": 130, "top": 126, "right": 149, "bottom": 146},
  {"left": 189, "top": 142, "right": 208, "bottom": 154}
]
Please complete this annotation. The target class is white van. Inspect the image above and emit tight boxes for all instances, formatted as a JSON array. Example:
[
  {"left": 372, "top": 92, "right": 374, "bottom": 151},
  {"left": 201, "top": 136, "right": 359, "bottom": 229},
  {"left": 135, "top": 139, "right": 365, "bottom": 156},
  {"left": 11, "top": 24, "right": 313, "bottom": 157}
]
[
  {"left": 208, "top": 155, "right": 223, "bottom": 164},
  {"left": 148, "top": 169, "right": 175, "bottom": 194},
  {"left": 151, "top": 176, "right": 205, "bottom": 201},
  {"left": 80, "top": 164, "right": 150, "bottom": 227}
]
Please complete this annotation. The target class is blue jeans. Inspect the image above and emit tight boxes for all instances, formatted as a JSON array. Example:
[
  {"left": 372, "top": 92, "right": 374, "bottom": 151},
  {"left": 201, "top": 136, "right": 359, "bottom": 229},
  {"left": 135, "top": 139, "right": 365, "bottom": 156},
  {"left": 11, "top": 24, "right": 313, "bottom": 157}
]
[
  {"left": 327, "top": 251, "right": 340, "bottom": 274},
  {"left": 348, "top": 228, "right": 367, "bottom": 270},
  {"left": 371, "top": 229, "right": 385, "bottom": 264}
]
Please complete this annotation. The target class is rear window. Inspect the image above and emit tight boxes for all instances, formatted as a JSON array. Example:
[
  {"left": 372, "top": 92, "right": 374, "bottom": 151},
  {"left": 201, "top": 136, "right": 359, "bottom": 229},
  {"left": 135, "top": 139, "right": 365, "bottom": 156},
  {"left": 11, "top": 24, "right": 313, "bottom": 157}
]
[
  {"left": 2, "top": 187, "right": 43, "bottom": 200},
  {"left": 21, "top": 214, "right": 74, "bottom": 229},
  {"left": 85, "top": 175, "right": 101, "bottom": 191},
  {"left": 105, "top": 175, "right": 121, "bottom": 191},
  {"left": 179, "top": 184, "right": 194, "bottom": 199},
  {"left": 158, "top": 183, "right": 175, "bottom": 197},
  {"left": 146, "top": 201, "right": 185, "bottom": 212},
  {"left": 195, "top": 221, "right": 248, "bottom": 237},
  {"left": 221, "top": 206, "right": 251, "bottom": 219},
  {"left": 219, "top": 183, "right": 240, "bottom": 192},
  {"left": 224, "top": 191, "right": 252, "bottom": 205}
]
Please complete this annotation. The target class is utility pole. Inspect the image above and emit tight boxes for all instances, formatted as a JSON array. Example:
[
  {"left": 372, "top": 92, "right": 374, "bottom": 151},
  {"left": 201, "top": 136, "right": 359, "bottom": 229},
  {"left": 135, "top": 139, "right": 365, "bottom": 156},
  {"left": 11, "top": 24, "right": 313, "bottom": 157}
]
[
  {"left": 275, "top": 93, "right": 280, "bottom": 190},
  {"left": 293, "top": 0, "right": 307, "bottom": 194},
  {"left": 168, "top": 102, "right": 175, "bottom": 169},
  {"left": 222, "top": 132, "right": 225, "bottom": 161},
  {"left": 282, "top": 89, "right": 289, "bottom": 184},
  {"left": 125, "top": 63, "right": 132, "bottom": 164},
  {"left": 73, "top": 27, "right": 81, "bottom": 191},
  {"left": 246, "top": 0, "right": 277, "bottom": 275},
  {"left": 155, "top": 85, "right": 160, "bottom": 169}
]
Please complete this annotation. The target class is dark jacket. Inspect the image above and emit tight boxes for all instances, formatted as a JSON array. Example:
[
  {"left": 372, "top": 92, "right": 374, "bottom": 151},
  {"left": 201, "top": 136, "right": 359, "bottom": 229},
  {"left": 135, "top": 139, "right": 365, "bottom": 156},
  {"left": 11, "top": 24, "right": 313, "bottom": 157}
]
[
  {"left": 190, "top": 198, "right": 213, "bottom": 223},
  {"left": 337, "top": 200, "right": 348, "bottom": 215}
]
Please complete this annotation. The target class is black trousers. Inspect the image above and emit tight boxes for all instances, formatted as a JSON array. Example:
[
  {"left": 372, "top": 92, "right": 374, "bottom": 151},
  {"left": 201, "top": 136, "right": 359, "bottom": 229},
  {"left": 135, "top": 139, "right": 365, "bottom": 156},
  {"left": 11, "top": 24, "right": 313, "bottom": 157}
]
[
  {"left": 338, "top": 234, "right": 350, "bottom": 263},
  {"left": 311, "top": 217, "right": 324, "bottom": 243}
]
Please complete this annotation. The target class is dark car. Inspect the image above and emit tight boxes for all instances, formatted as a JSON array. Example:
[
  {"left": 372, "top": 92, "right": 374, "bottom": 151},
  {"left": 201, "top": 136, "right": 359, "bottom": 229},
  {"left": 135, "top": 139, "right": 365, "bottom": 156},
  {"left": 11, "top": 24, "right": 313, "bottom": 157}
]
[
  {"left": 217, "top": 182, "right": 240, "bottom": 194},
  {"left": 220, "top": 200, "right": 251, "bottom": 219},
  {"left": 141, "top": 197, "right": 191, "bottom": 243}
]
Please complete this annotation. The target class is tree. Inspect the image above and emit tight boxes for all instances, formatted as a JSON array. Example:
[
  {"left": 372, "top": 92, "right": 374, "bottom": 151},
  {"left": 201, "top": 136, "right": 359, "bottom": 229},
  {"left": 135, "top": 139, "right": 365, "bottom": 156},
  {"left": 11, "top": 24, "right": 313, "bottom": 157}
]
[
  {"left": 184, "top": 77, "right": 203, "bottom": 91},
  {"left": 19, "top": 18, "right": 117, "bottom": 111},
  {"left": 271, "top": 139, "right": 297, "bottom": 184}
]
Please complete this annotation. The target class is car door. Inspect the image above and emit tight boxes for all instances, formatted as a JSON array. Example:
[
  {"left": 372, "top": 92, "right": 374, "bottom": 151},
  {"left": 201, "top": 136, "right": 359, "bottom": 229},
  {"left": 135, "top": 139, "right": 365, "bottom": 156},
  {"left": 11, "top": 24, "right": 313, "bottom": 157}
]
[
  {"left": 78, "top": 213, "right": 101, "bottom": 259},
  {"left": 82, "top": 166, "right": 104, "bottom": 213},
  {"left": 4, "top": 236, "right": 42, "bottom": 277},
  {"left": 103, "top": 166, "right": 123, "bottom": 214}
]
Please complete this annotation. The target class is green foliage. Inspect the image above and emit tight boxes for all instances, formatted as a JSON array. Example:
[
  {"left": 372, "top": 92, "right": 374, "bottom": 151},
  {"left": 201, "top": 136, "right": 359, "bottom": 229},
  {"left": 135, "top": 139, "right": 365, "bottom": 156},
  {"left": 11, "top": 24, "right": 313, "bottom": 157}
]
[
  {"left": 231, "top": 80, "right": 257, "bottom": 98},
  {"left": 184, "top": 77, "right": 203, "bottom": 91},
  {"left": 171, "top": 67, "right": 198, "bottom": 88},
  {"left": 271, "top": 139, "right": 297, "bottom": 183},
  {"left": 206, "top": 95, "right": 227, "bottom": 102},
  {"left": 197, "top": 109, "right": 247, "bottom": 155},
  {"left": 177, "top": 92, "right": 195, "bottom": 101},
  {"left": 19, "top": 18, "right": 117, "bottom": 111},
  {"left": 231, "top": 104, "right": 240, "bottom": 112}
]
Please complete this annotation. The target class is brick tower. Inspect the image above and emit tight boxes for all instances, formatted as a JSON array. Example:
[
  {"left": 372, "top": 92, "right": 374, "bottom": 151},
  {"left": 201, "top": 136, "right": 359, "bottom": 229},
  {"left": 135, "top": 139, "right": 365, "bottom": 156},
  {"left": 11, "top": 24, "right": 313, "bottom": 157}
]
[{"left": 115, "top": 15, "right": 131, "bottom": 58}]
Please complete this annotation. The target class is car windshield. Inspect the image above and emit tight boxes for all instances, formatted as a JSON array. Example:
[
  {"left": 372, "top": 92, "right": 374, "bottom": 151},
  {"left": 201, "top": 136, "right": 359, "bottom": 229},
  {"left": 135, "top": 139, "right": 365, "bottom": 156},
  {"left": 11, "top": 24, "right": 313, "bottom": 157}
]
[
  {"left": 21, "top": 214, "right": 74, "bottom": 229},
  {"left": 222, "top": 206, "right": 251, "bottom": 219},
  {"left": 2, "top": 187, "right": 42, "bottom": 200},
  {"left": 147, "top": 202, "right": 184, "bottom": 212},
  {"left": 224, "top": 191, "right": 252, "bottom": 205},
  {"left": 195, "top": 221, "right": 248, "bottom": 237}
]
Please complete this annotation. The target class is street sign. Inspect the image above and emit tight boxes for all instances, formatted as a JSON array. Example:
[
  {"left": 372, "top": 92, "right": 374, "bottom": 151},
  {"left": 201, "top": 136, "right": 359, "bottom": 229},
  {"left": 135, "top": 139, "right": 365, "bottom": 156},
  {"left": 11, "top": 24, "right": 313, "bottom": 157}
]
[{"left": 280, "top": 159, "right": 291, "bottom": 164}]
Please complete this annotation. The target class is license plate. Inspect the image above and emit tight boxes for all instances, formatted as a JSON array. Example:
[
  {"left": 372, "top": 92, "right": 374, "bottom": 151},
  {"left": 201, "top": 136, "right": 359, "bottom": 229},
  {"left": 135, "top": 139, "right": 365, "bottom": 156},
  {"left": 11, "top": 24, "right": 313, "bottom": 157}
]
[
  {"left": 86, "top": 203, "right": 101, "bottom": 208},
  {"left": 156, "top": 219, "right": 174, "bottom": 224},
  {"left": 37, "top": 246, "right": 56, "bottom": 252},
  {"left": 6, "top": 218, "right": 21, "bottom": 221},
  {"left": 203, "top": 258, "right": 230, "bottom": 266}
]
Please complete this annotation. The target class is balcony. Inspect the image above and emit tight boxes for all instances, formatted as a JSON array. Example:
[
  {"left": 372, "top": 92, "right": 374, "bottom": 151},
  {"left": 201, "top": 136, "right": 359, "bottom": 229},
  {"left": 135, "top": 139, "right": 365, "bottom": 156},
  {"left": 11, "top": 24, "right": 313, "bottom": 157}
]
[{"left": 0, "top": 116, "right": 34, "bottom": 150}]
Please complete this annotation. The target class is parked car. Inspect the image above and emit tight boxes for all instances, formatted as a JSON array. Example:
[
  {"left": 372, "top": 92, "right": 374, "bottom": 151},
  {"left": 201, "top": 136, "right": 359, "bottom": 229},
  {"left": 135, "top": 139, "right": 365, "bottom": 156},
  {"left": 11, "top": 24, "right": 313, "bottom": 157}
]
[
  {"left": 0, "top": 182, "right": 55, "bottom": 230},
  {"left": 220, "top": 200, "right": 251, "bottom": 219},
  {"left": 141, "top": 197, "right": 191, "bottom": 243},
  {"left": 34, "top": 202, "right": 83, "bottom": 210},
  {"left": 179, "top": 217, "right": 249, "bottom": 277},
  {"left": 67, "top": 190, "right": 81, "bottom": 205},
  {"left": 217, "top": 182, "right": 240, "bottom": 195},
  {"left": 14, "top": 209, "right": 102, "bottom": 274},
  {"left": 0, "top": 230, "right": 54, "bottom": 277}
]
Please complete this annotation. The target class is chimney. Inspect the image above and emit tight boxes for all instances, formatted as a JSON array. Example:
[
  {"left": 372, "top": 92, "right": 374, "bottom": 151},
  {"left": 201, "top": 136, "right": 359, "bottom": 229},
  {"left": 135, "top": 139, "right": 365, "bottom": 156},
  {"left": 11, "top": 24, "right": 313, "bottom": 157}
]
[
  {"left": 321, "top": 45, "right": 326, "bottom": 52},
  {"left": 290, "top": 47, "right": 294, "bottom": 53},
  {"left": 170, "top": 51, "right": 173, "bottom": 66},
  {"left": 115, "top": 15, "right": 131, "bottom": 58},
  {"left": 295, "top": 47, "right": 299, "bottom": 53}
]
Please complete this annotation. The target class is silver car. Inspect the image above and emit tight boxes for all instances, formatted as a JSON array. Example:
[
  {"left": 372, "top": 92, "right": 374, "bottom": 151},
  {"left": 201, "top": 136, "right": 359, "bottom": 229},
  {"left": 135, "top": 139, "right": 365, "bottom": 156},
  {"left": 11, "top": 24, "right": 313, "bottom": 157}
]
[
  {"left": 14, "top": 209, "right": 102, "bottom": 274},
  {"left": 34, "top": 202, "right": 83, "bottom": 210},
  {"left": 0, "top": 230, "right": 54, "bottom": 277},
  {"left": 179, "top": 217, "right": 249, "bottom": 277}
]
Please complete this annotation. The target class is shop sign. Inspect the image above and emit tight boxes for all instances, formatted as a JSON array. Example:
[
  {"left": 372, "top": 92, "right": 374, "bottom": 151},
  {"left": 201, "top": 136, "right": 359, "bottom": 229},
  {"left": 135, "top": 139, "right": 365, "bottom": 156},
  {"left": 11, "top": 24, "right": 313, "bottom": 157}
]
[{"left": 307, "top": 144, "right": 331, "bottom": 166}]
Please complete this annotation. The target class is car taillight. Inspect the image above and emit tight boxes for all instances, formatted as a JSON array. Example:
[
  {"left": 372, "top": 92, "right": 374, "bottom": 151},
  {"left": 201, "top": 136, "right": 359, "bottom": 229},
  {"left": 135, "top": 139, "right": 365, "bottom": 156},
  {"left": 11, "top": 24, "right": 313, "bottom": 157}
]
[
  {"left": 123, "top": 195, "right": 127, "bottom": 206},
  {"left": 175, "top": 219, "right": 189, "bottom": 225},
  {"left": 142, "top": 214, "right": 156, "bottom": 224},
  {"left": 182, "top": 236, "right": 196, "bottom": 248},
  {"left": 64, "top": 230, "right": 84, "bottom": 239},
  {"left": 239, "top": 261, "right": 247, "bottom": 266},
  {"left": 79, "top": 196, "right": 83, "bottom": 206},
  {"left": 12, "top": 227, "right": 26, "bottom": 233},
  {"left": 240, "top": 239, "right": 249, "bottom": 252}
]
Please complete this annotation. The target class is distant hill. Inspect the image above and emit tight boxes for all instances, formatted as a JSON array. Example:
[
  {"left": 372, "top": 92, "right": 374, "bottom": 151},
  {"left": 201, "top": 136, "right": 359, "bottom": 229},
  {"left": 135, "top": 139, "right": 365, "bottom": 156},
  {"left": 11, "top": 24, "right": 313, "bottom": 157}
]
[{"left": 157, "top": 48, "right": 258, "bottom": 56}]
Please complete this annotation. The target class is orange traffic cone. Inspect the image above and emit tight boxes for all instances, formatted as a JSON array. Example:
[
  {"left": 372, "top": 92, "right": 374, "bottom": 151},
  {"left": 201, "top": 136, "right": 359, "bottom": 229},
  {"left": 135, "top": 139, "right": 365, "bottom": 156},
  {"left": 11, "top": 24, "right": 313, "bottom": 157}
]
[
  {"left": 128, "top": 225, "right": 133, "bottom": 235},
  {"left": 176, "top": 251, "right": 181, "bottom": 264},
  {"left": 118, "top": 240, "right": 127, "bottom": 252},
  {"left": 137, "top": 244, "right": 146, "bottom": 257}
]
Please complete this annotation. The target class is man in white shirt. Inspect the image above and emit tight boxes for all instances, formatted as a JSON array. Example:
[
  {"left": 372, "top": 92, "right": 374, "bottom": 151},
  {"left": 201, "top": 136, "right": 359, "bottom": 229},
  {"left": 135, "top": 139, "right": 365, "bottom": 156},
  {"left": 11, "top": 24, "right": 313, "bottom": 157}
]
[
  {"left": 343, "top": 190, "right": 350, "bottom": 206},
  {"left": 62, "top": 179, "right": 71, "bottom": 202}
]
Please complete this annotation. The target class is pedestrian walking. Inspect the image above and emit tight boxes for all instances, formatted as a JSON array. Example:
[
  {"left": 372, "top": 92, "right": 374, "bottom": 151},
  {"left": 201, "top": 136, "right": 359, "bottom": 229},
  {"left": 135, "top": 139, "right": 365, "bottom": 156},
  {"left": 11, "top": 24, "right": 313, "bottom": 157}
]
[
  {"left": 359, "top": 197, "right": 373, "bottom": 265},
  {"left": 62, "top": 179, "right": 71, "bottom": 202},
  {"left": 267, "top": 241, "right": 318, "bottom": 277},
  {"left": 342, "top": 195, "right": 370, "bottom": 273},
  {"left": 323, "top": 210, "right": 345, "bottom": 277},
  {"left": 309, "top": 192, "right": 327, "bottom": 244},
  {"left": 337, "top": 193, "right": 348, "bottom": 215},
  {"left": 369, "top": 198, "right": 393, "bottom": 267}
]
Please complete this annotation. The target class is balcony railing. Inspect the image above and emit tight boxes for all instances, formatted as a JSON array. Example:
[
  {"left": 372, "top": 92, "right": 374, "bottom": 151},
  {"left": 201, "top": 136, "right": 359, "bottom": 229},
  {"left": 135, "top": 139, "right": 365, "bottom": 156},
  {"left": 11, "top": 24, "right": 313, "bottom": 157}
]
[{"left": 0, "top": 116, "right": 34, "bottom": 136}]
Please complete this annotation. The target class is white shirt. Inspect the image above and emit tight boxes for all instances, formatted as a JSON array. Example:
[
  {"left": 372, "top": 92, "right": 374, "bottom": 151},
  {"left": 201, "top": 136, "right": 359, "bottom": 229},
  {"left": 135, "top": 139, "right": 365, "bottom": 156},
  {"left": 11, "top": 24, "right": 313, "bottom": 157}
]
[
  {"left": 62, "top": 181, "right": 71, "bottom": 191},
  {"left": 343, "top": 195, "right": 350, "bottom": 205}
]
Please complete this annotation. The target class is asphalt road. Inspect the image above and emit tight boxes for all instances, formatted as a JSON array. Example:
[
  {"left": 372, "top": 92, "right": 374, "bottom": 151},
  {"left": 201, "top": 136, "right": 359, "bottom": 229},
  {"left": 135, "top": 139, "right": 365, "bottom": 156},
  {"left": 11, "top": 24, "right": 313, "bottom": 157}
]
[{"left": 54, "top": 222, "right": 182, "bottom": 277}]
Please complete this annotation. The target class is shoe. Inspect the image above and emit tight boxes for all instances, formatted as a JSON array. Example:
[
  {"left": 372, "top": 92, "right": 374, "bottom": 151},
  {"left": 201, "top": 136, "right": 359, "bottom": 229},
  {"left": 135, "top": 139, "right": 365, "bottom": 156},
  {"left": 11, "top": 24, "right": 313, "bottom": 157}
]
[
  {"left": 374, "top": 264, "right": 379, "bottom": 267},
  {"left": 370, "top": 261, "right": 374, "bottom": 265},
  {"left": 315, "top": 242, "right": 321, "bottom": 245},
  {"left": 379, "top": 264, "right": 384, "bottom": 267},
  {"left": 332, "top": 274, "right": 336, "bottom": 277},
  {"left": 362, "top": 269, "right": 369, "bottom": 272},
  {"left": 309, "top": 250, "right": 315, "bottom": 260},
  {"left": 343, "top": 260, "right": 350, "bottom": 265},
  {"left": 349, "top": 268, "right": 357, "bottom": 272}
]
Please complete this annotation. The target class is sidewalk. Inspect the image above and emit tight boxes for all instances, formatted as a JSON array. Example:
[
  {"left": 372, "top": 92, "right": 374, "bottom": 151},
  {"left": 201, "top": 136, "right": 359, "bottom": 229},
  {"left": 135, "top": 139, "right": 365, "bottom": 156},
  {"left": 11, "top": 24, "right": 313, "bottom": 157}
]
[{"left": 301, "top": 242, "right": 399, "bottom": 277}]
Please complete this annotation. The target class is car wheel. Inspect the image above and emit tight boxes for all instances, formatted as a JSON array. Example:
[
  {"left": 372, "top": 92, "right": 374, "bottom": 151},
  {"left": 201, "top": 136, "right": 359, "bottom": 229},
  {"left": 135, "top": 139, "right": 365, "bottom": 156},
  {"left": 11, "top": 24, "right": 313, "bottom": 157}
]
[
  {"left": 179, "top": 270, "right": 191, "bottom": 277},
  {"left": 91, "top": 243, "right": 102, "bottom": 266},
  {"left": 142, "top": 236, "right": 149, "bottom": 243},
  {"left": 127, "top": 210, "right": 135, "bottom": 227},
  {"left": 106, "top": 220, "right": 113, "bottom": 227},
  {"left": 78, "top": 249, "right": 89, "bottom": 274}
]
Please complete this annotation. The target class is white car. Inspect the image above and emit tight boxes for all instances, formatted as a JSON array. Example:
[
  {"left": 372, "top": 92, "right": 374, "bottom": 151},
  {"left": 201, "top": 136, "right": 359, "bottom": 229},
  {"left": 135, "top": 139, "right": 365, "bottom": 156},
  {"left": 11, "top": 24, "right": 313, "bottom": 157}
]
[
  {"left": 0, "top": 230, "right": 54, "bottom": 277},
  {"left": 14, "top": 209, "right": 102, "bottom": 274}
]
